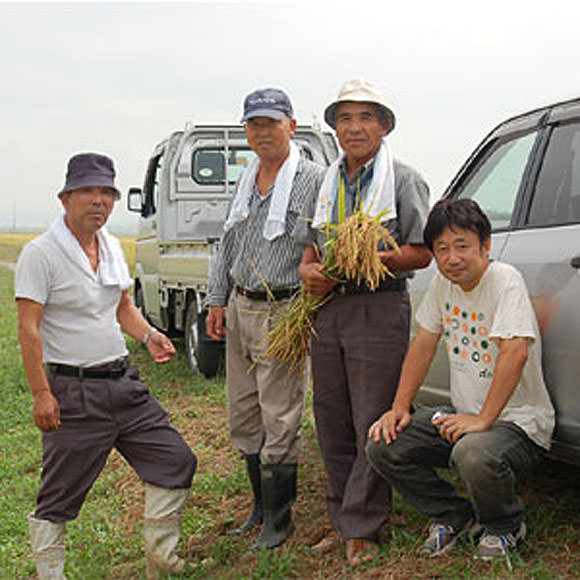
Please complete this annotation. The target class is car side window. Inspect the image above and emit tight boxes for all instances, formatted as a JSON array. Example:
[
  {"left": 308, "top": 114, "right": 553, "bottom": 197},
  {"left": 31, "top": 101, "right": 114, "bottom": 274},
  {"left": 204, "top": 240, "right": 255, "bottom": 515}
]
[
  {"left": 456, "top": 131, "right": 538, "bottom": 230},
  {"left": 527, "top": 122, "right": 580, "bottom": 226}
]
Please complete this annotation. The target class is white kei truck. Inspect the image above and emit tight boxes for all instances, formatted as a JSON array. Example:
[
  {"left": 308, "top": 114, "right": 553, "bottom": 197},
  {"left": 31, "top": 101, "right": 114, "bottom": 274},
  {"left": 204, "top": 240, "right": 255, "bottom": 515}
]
[{"left": 127, "top": 124, "right": 338, "bottom": 377}]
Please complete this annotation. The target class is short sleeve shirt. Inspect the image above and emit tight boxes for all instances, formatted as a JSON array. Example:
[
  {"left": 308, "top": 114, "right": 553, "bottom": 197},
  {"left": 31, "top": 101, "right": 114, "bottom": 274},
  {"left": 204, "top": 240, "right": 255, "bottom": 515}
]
[
  {"left": 15, "top": 231, "right": 128, "bottom": 366},
  {"left": 416, "top": 261, "right": 555, "bottom": 449}
]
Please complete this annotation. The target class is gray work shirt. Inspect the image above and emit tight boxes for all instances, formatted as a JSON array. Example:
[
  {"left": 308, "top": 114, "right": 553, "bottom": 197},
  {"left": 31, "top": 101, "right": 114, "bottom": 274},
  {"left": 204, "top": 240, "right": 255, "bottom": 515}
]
[
  {"left": 298, "top": 158, "right": 430, "bottom": 280},
  {"left": 207, "top": 157, "right": 325, "bottom": 306}
]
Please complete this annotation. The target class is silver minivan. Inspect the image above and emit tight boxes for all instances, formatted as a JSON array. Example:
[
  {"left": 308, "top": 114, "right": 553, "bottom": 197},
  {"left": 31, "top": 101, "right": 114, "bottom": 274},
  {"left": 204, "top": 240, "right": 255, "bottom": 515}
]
[{"left": 411, "top": 98, "right": 580, "bottom": 465}]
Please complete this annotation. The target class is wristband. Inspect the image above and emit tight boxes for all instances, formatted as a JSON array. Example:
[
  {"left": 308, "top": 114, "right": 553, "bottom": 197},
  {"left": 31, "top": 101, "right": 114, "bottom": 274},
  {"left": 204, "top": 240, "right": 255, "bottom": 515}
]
[{"left": 142, "top": 328, "right": 159, "bottom": 345}]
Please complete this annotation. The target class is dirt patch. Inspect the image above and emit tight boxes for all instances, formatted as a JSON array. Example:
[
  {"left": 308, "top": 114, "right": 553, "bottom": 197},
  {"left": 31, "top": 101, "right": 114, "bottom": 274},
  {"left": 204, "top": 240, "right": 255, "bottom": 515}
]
[{"left": 104, "top": 393, "right": 580, "bottom": 579}]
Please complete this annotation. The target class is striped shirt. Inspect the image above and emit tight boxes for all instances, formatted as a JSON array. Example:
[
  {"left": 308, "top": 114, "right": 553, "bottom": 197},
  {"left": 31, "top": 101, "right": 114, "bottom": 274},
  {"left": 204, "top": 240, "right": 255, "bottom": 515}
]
[{"left": 207, "top": 157, "right": 325, "bottom": 306}]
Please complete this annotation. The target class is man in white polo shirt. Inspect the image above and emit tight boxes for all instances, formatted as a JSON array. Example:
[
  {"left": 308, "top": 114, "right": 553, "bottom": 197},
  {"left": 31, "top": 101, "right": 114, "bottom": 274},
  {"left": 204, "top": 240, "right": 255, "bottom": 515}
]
[{"left": 15, "top": 153, "right": 196, "bottom": 580}]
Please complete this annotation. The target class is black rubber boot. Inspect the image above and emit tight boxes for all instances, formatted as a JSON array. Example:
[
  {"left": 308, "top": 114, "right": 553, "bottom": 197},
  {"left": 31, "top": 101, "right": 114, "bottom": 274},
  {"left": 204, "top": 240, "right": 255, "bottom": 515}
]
[
  {"left": 255, "top": 464, "right": 297, "bottom": 549},
  {"left": 227, "top": 454, "right": 263, "bottom": 536}
]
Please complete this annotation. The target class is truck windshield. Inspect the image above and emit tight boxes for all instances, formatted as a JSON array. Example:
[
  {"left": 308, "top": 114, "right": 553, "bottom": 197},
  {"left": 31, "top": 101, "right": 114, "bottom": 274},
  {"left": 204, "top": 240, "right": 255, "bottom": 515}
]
[{"left": 192, "top": 147, "right": 256, "bottom": 185}]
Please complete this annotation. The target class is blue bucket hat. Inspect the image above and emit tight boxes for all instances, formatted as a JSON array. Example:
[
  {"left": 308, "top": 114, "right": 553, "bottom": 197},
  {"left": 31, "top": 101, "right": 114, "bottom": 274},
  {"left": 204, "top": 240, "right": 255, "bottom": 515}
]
[
  {"left": 240, "top": 88, "right": 294, "bottom": 123},
  {"left": 58, "top": 153, "right": 121, "bottom": 200}
]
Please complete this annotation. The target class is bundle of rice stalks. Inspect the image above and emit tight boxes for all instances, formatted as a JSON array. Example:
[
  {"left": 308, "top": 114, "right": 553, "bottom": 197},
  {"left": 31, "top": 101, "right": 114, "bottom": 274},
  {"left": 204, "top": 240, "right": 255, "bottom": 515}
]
[{"left": 262, "top": 287, "right": 327, "bottom": 375}]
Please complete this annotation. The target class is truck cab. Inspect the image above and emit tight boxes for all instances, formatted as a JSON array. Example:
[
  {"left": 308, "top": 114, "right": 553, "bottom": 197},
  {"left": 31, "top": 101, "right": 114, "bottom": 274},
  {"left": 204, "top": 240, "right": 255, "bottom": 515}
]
[{"left": 128, "top": 124, "right": 338, "bottom": 377}]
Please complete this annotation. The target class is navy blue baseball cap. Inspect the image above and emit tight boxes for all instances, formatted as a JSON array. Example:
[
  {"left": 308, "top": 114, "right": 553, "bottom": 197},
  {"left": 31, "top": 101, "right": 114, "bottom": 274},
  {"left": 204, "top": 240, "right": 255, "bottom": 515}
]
[{"left": 240, "top": 88, "right": 294, "bottom": 123}]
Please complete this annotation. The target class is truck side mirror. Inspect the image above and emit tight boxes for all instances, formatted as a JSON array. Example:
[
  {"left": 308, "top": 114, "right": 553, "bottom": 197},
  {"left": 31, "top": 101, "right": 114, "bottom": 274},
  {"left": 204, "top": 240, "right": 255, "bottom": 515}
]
[{"left": 127, "top": 187, "right": 143, "bottom": 213}]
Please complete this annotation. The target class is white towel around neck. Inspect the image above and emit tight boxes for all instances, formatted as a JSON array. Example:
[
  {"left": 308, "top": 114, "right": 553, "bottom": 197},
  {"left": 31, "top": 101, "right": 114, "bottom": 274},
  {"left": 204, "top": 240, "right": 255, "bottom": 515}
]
[
  {"left": 49, "top": 215, "right": 131, "bottom": 290},
  {"left": 312, "top": 139, "right": 397, "bottom": 229},
  {"left": 223, "top": 141, "right": 301, "bottom": 241}
]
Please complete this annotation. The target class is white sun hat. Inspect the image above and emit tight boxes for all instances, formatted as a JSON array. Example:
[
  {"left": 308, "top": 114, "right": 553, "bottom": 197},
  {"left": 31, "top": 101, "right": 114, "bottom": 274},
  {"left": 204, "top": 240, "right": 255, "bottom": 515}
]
[{"left": 324, "top": 78, "right": 396, "bottom": 133}]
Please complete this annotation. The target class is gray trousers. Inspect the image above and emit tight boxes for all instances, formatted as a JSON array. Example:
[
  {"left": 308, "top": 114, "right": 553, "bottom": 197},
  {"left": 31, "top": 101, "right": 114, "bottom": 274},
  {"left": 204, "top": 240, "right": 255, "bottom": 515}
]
[
  {"left": 226, "top": 291, "right": 307, "bottom": 465},
  {"left": 366, "top": 406, "right": 545, "bottom": 534},
  {"left": 311, "top": 290, "right": 410, "bottom": 541},
  {"left": 36, "top": 365, "right": 196, "bottom": 522}
]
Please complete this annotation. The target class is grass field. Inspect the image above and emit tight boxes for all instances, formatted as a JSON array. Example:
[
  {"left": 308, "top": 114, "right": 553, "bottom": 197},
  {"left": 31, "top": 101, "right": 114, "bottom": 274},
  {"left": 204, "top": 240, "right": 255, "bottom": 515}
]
[
  {"left": 2, "top": 236, "right": 580, "bottom": 578},
  {"left": 0, "top": 233, "right": 39, "bottom": 263},
  {"left": 0, "top": 232, "right": 136, "bottom": 274}
]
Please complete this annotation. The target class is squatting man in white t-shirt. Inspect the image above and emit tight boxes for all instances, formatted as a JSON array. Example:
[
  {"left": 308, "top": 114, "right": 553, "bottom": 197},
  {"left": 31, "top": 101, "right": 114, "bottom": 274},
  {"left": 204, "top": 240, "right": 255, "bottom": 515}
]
[
  {"left": 365, "top": 198, "right": 555, "bottom": 561},
  {"left": 15, "top": 153, "right": 196, "bottom": 579}
]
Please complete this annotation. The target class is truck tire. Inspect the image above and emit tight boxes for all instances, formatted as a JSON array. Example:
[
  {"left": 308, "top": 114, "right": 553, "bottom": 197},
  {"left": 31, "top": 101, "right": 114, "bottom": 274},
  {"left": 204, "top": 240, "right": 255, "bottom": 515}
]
[{"left": 185, "top": 301, "right": 222, "bottom": 378}]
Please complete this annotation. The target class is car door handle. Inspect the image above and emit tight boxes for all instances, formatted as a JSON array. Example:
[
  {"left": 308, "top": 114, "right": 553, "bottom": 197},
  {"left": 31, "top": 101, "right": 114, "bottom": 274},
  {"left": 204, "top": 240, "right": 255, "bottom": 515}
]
[{"left": 571, "top": 255, "right": 580, "bottom": 269}]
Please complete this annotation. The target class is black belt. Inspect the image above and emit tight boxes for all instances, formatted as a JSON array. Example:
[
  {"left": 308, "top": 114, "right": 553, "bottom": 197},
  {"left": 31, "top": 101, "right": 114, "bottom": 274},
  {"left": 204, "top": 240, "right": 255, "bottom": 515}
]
[
  {"left": 334, "top": 278, "right": 407, "bottom": 295},
  {"left": 235, "top": 285, "right": 298, "bottom": 301},
  {"left": 47, "top": 359, "right": 128, "bottom": 380}
]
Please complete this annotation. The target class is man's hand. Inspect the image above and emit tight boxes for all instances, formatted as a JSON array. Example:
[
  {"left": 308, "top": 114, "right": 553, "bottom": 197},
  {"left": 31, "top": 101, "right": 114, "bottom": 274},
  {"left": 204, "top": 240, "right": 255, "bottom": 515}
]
[
  {"left": 33, "top": 390, "right": 60, "bottom": 432},
  {"left": 206, "top": 306, "right": 227, "bottom": 341},
  {"left": 378, "top": 244, "right": 432, "bottom": 272},
  {"left": 368, "top": 407, "right": 412, "bottom": 445},
  {"left": 433, "top": 413, "right": 492, "bottom": 444},
  {"left": 299, "top": 262, "right": 337, "bottom": 296},
  {"left": 146, "top": 331, "right": 176, "bottom": 363}
]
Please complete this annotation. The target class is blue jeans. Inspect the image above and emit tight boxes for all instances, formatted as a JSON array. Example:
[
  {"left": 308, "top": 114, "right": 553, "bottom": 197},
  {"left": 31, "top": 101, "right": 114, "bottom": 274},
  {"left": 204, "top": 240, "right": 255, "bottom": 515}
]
[{"left": 366, "top": 406, "right": 544, "bottom": 534}]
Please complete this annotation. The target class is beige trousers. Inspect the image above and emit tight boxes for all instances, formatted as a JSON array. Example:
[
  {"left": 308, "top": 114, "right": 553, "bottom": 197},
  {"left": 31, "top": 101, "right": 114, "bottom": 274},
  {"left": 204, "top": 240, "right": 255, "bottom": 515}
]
[{"left": 226, "top": 291, "right": 307, "bottom": 464}]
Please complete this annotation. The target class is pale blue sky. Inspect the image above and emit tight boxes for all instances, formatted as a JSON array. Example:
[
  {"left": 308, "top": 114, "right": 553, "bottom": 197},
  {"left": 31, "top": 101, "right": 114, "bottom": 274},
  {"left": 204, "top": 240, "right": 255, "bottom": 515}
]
[{"left": 1, "top": 0, "right": 578, "bottom": 233}]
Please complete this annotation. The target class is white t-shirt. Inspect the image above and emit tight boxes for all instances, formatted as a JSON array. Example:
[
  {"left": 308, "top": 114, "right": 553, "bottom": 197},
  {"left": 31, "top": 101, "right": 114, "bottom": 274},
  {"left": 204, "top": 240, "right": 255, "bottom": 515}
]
[
  {"left": 416, "top": 261, "right": 555, "bottom": 450},
  {"left": 15, "top": 230, "right": 128, "bottom": 367}
]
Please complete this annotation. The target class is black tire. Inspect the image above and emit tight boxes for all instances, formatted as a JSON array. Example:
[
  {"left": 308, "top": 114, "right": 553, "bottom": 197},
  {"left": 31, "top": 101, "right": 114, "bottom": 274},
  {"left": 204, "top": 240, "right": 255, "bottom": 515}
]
[{"left": 184, "top": 301, "right": 222, "bottom": 378}]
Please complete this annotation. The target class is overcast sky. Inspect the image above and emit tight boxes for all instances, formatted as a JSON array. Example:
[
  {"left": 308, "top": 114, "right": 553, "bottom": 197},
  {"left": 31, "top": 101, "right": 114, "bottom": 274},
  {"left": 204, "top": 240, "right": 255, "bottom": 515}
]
[{"left": 1, "top": 0, "right": 578, "bottom": 233}]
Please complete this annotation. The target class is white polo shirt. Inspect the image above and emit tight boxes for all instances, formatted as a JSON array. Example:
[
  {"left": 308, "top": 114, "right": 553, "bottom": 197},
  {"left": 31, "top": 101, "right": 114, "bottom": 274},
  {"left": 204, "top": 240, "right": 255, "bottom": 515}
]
[{"left": 15, "top": 230, "right": 128, "bottom": 367}]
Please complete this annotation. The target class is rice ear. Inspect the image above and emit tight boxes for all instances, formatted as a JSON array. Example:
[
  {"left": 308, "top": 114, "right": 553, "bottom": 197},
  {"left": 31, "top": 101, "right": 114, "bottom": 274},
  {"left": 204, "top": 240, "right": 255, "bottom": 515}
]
[{"left": 332, "top": 209, "right": 400, "bottom": 290}]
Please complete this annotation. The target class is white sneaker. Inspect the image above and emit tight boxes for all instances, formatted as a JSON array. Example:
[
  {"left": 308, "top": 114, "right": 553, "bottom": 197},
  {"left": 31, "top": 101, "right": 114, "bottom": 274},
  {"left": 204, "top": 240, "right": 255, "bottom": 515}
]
[
  {"left": 475, "top": 521, "right": 526, "bottom": 560},
  {"left": 420, "top": 520, "right": 472, "bottom": 557}
]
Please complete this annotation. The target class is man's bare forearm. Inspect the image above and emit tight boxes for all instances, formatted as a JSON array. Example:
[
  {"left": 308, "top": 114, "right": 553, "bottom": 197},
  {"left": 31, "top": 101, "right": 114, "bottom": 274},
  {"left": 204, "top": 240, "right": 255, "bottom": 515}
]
[
  {"left": 380, "top": 243, "right": 432, "bottom": 273},
  {"left": 478, "top": 337, "right": 528, "bottom": 425},
  {"left": 18, "top": 325, "right": 51, "bottom": 396},
  {"left": 116, "top": 291, "right": 152, "bottom": 342}
]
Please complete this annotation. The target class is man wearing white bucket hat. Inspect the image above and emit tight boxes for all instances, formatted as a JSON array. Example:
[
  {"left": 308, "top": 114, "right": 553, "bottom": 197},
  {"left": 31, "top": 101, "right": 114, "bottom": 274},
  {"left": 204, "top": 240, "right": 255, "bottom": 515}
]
[{"left": 299, "top": 79, "right": 432, "bottom": 565}]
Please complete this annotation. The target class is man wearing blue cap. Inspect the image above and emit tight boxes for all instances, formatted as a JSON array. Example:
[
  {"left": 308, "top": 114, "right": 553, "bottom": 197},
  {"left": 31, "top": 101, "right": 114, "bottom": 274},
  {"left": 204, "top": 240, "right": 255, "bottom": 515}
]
[
  {"left": 206, "top": 88, "right": 325, "bottom": 548},
  {"left": 15, "top": 153, "right": 196, "bottom": 579}
]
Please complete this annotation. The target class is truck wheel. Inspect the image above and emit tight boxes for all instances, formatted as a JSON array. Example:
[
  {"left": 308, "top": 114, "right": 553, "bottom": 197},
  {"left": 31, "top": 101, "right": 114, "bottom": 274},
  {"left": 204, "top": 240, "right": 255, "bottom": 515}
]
[{"left": 185, "top": 301, "right": 222, "bottom": 378}]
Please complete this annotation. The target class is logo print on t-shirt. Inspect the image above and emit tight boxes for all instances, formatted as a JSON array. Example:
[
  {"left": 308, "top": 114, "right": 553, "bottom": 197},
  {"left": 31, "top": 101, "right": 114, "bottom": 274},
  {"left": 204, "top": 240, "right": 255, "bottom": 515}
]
[{"left": 443, "top": 304, "right": 492, "bottom": 369}]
